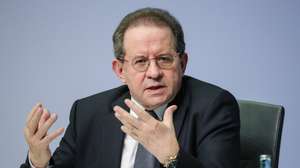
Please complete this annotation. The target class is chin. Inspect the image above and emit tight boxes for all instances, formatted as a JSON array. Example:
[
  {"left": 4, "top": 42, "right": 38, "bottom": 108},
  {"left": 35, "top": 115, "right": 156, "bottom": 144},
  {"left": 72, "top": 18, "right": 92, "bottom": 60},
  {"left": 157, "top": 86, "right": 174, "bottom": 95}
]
[{"left": 143, "top": 96, "right": 170, "bottom": 109}]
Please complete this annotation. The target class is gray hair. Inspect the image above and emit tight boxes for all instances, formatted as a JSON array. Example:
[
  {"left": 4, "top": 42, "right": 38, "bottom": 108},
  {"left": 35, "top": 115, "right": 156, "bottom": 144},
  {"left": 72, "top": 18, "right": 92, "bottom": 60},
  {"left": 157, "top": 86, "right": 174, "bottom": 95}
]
[{"left": 113, "top": 7, "right": 185, "bottom": 59}]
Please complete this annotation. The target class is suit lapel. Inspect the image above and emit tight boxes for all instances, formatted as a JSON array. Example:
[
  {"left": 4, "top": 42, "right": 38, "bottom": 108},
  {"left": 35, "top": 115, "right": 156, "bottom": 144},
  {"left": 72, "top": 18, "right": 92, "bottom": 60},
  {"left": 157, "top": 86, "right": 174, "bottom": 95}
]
[{"left": 100, "top": 90, "right": 130, "bottom": 168}]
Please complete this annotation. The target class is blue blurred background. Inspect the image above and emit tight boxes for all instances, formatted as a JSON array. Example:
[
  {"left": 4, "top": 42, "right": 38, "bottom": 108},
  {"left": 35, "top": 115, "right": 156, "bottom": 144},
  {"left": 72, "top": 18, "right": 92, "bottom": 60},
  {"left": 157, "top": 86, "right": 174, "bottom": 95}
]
[{"left": 0, "top": 0, "right": 299, "bottom": 167}]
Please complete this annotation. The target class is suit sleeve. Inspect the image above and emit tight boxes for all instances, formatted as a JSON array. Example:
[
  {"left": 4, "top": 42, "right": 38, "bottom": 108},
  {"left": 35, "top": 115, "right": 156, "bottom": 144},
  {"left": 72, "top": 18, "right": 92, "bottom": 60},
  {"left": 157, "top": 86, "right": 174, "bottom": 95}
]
[
  {"left": 50, "top": 100, "right": 78, "bottom": 167},
  {"left": 176, "top": 90, "right": 240, "bottom": 168}
]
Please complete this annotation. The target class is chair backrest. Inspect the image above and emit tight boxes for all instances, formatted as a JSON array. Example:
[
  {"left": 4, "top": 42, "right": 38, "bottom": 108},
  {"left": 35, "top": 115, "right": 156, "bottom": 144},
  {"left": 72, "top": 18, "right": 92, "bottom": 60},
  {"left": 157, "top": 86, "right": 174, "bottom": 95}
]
[{"left": 238, "top": 100, "right": 284, "bottom": 168}]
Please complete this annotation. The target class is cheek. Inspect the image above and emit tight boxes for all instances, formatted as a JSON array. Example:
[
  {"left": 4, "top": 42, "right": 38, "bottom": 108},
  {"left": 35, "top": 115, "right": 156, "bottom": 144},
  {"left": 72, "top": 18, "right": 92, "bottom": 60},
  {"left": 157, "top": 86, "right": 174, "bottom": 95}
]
[
  {"left": 166, "top": 69, "right": 182, "bottom": 84},
  {"left": 165, "top": 70, "right": 183, "bottom": 92},
  {"left": 125, "top": 74, "right": 144, "bottom": 92}
]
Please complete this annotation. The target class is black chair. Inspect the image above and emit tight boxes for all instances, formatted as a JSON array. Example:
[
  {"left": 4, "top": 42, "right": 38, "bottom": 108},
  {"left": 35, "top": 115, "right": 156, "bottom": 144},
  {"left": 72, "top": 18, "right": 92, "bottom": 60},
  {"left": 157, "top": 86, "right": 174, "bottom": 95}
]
[{"left": 238, "top": 100, "right": 284, "bottom": 168}]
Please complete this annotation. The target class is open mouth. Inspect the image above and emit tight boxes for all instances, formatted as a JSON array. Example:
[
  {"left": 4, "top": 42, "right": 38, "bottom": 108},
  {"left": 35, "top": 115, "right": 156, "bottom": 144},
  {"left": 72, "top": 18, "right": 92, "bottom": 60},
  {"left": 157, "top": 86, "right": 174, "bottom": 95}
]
[
  {"left": 145, "top": 85, "right": 166, "bottom": 95},
  {"left": 146, "top": 85, "right": 165, "bottom": 90}
]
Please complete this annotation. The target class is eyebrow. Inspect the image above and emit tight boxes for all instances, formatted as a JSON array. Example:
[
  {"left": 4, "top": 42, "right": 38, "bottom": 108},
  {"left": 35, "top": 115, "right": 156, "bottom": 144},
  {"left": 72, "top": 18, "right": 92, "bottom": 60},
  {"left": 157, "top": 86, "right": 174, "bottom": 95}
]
[{"left": 132, "top": 51, "right": 174, "bottom": 58}]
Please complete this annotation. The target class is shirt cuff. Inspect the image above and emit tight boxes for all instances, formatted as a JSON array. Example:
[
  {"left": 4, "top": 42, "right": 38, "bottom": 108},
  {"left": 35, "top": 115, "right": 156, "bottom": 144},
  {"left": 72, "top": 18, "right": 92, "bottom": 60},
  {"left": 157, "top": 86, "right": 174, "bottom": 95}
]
[{"left": 28, "top": 153, "right": 52, "bottom": 168}]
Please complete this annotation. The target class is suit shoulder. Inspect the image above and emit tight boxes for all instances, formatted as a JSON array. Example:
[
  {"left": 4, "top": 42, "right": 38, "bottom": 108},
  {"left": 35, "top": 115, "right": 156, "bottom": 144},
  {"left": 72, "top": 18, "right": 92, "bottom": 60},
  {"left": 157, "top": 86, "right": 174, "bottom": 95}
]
[
  {"left": 183, "top": 75, "right": 237, "bottom": 103},
  {"left": 76, "top": 85, "right": 128, "bottom": 106},
  {"left": 183, "top": 76, "right": 223, "bottom": 94},
  {"left": 67, "top": 85, "right": 129, "bottom": 122}
]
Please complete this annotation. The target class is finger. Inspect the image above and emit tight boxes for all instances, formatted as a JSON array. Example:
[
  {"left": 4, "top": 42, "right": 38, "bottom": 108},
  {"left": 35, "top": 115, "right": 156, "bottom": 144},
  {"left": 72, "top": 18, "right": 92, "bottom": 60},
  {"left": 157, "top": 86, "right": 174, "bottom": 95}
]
[
  {"left": 35, "top": 113, "right": 58, "bottom": 139},
  {"left": 26, "top": 103, "right": 42, "bottom": 124},
  {"left": 120, "top": 125, "right": 140, "bottom": 141},
  {"left": 27, "top": 106, "right": 43, "bottom": 136},
  {"left": 163, "top": 105, "right": 177, "bottom": 128},
  {"left": 38, "top": 108, "right": 50, "bottom": 129},
  {"left": 42, "top": 127, "right": 64, "bottom": 144},
  {"left": 124, "top": 99, "right": 153, "bottom": 122},
  {"left": 113, "top": 106, "right": 141, "bottom": 130}
]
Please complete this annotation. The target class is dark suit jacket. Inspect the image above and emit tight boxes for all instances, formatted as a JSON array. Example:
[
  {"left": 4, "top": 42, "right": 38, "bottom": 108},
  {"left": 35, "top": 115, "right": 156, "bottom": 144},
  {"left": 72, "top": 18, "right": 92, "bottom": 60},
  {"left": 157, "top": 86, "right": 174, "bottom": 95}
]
[{"left": 21, "top": 75, "right": 240, "bottom": 168}]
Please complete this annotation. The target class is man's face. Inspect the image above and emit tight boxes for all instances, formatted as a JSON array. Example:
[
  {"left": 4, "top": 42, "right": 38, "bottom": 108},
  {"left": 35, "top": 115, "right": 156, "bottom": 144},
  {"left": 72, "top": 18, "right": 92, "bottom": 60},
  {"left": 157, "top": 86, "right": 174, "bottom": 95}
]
[{"left": 113, "top": 25, "right": 187, "bottom": 109}]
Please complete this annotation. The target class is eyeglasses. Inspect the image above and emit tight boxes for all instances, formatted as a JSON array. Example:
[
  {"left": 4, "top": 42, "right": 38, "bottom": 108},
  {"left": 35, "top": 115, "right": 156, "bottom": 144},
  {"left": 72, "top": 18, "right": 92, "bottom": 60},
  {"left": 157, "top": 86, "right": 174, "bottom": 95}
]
[{"left": 118, "top": 54, "right": 178, "bottom": 72}]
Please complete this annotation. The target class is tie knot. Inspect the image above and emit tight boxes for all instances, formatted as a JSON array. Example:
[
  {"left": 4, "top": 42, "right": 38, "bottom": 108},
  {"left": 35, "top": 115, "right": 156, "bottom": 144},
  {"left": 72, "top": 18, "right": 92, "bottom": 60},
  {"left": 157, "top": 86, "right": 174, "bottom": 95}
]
[{"left": 146, "top": 110, "right": 160, "bottom": 120}]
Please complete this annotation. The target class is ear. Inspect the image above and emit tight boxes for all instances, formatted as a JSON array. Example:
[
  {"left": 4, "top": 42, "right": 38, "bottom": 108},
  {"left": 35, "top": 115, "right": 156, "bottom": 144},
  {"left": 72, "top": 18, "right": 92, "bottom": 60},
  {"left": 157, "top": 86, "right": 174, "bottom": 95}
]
[
  {"left": 112, "top": 59, "right": 126, "bottom": 83},
  {"left": 180, "top": 53, "right": 188, "bottom": 73}
]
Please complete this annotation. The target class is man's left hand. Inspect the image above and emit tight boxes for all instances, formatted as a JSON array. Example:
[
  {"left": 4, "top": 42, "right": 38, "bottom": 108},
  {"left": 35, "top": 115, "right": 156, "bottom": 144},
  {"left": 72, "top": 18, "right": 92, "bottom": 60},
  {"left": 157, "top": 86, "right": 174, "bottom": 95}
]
[{"left": 113, "top": 99, "right": 179, "bottom": 164}]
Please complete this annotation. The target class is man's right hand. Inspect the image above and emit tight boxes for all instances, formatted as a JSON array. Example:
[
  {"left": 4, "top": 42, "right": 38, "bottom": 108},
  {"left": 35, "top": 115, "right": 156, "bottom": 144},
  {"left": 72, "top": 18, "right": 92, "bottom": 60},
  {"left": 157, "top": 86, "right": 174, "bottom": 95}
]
[{"left": 24, "top": 103, "right": 64, "bottom": 168}]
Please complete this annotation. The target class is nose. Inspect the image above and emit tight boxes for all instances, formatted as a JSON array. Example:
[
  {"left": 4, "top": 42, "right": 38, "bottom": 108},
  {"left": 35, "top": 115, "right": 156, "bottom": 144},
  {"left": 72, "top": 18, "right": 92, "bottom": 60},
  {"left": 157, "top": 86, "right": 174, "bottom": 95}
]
[{"left": 145, "top": 60, "right": 163, "bottom": 79}]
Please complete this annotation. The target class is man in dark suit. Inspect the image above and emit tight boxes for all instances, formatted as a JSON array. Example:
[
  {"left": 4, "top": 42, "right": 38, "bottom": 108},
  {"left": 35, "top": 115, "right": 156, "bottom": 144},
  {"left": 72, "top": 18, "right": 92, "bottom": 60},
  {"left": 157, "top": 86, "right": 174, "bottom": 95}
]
[{"left": 22, "top": 8, "right": 240, "bottom": 168}]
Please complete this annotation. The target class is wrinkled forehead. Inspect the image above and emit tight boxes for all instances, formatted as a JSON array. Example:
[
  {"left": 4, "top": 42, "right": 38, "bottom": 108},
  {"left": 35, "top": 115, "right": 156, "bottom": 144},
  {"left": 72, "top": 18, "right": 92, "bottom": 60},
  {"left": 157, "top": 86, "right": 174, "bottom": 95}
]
[{"left": 123, "top": 25, "right": 176, "bottom": 56}]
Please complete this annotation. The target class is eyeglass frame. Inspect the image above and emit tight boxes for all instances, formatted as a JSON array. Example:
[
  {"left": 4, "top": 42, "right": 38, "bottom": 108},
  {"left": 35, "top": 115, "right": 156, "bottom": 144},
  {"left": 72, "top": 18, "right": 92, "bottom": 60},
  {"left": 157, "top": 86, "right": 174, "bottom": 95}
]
[{"left": 117, "top": 52, "right": 182, "bottom": 72}]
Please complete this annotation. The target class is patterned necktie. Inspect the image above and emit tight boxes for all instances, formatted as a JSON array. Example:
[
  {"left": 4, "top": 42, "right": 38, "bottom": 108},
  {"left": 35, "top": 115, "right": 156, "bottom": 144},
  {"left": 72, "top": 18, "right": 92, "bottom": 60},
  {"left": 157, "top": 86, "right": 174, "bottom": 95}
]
[{"left": 134, "top": 110, "right": 159, "bottom": 168}]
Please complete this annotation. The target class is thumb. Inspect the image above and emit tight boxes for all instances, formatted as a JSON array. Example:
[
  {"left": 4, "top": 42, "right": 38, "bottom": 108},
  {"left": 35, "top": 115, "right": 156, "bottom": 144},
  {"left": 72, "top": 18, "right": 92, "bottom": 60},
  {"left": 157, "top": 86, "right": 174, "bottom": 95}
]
[{"left": 163, "top": 105, "right": 178, "bottom": 128}]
